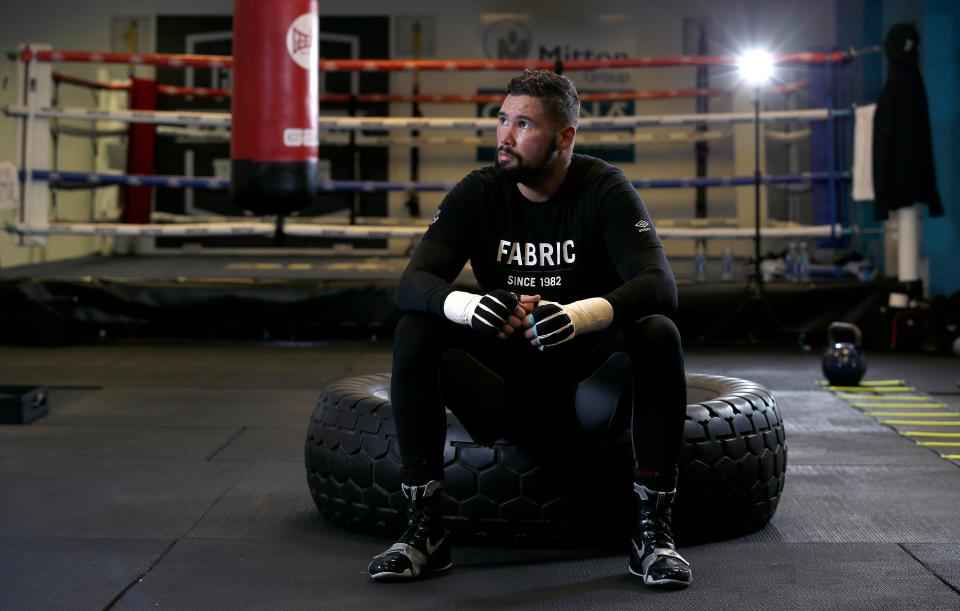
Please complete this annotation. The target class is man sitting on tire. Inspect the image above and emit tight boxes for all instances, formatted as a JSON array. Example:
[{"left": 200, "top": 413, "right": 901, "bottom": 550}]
[{"left": 368, "top": 69, "right": 691, "bottom": 589}]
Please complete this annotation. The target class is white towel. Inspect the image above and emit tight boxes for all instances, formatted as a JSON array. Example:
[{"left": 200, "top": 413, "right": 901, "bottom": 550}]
[{"left": 852, "top": 103, "right": 876, "bottom": 201}]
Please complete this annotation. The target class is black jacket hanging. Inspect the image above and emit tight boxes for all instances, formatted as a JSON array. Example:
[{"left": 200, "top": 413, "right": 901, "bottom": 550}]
[{"left": 872, "top": 22, "right": 943, "bottom": 220}]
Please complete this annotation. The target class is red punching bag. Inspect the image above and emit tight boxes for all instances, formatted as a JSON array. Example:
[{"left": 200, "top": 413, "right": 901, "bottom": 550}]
[{"left": 231, "top": 0, "right": 318, "bottom": 215}]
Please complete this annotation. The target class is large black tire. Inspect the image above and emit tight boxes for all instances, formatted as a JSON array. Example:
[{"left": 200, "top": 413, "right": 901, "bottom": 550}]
[{"left": 304, "top": 373, "right": 786, "bottom": 544}]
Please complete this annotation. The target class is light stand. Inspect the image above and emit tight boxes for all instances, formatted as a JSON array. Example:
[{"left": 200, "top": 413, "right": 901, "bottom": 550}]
[
  {"left": 695, "top": 51, "right": 792, "bottom": 346},
  {"left": 752, "top": 83, "right": 763, "bottom": 294}
]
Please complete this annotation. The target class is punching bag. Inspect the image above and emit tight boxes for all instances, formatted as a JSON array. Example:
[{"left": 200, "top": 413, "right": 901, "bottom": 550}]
[{"left": 231, "top": 0, "right": 318, "bottom": 215}]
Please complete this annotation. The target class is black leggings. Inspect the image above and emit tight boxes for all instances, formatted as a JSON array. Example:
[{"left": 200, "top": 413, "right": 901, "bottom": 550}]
[{"left": 391, "top": 312, "right": 687, "bottom": 491}]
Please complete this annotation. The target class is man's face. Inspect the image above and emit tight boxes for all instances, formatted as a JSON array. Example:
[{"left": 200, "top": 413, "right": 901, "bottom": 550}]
[{"left": 495, "top": 94, "right": 560, "bottom": 183}]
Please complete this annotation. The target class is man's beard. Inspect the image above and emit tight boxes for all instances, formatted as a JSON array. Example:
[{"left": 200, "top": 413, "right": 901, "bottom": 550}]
[{"left": 495, "top": 140, "right": 558, "bottom": 185}]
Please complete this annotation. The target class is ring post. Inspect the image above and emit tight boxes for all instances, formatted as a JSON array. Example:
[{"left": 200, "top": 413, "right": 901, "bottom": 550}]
[
  {"left": 121, "top": 78, "right": 157, "bottom": 225},
  {"left": 406, "top": 21, "right": 423, "bottom": 219},
  {"left": 834, "top": 56, "right": 850, "bottom": 243},
  {"left": 16, "top": 44, "right": 52, "bottom": 246},
  {"left": 825, "top": 57, "right": 838, "bottom": 244}
]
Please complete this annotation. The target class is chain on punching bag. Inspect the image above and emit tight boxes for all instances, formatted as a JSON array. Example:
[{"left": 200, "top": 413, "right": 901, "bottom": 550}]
[{"left": 231, "top": 0, "right": 319, "bottom": 216}]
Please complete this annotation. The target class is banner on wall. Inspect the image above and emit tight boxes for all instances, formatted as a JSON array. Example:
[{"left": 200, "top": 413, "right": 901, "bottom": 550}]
[{"left": 481, "top": 17, "right": 634, "bottom": 87}]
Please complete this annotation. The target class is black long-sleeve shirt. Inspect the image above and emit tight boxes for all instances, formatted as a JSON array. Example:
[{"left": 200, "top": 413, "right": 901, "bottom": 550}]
[{"left": 398, "top": 154, "right": 677, "bottom": 325}]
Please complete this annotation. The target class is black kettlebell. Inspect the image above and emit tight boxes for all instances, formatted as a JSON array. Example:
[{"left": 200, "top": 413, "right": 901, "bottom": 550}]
[{"left": 822, "top": 322, "right": 866, "bottom": 386}]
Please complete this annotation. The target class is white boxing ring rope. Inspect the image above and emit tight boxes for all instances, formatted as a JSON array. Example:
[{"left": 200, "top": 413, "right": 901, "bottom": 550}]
[
  {"left": 7, "top": 220, "right": 848, "bottom": 241},
  {"left": 53, "top": 122, "right": 733, "bottom": 147},
  {"left": 145, "top": 126, "right": 735, "bottom": 147},
  {"left": 4, "top": 105, "right": 849, "bottom": 131}
]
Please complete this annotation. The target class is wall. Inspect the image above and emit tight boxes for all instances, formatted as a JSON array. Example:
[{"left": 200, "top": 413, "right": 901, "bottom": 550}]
[{"left": 921, "top": 0, "right": 960, "bottom": 297}]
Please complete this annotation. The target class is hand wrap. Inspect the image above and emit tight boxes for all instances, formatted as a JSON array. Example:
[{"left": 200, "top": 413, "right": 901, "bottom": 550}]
[
  {"left": 443, "top": 289, "right": 520, "bottom": 337},
  {"left": 526, "top": 297, "right": 614, "bottom": 350},
  {"left": 470, "top": 290, "right": 520, "bottom": 336}
]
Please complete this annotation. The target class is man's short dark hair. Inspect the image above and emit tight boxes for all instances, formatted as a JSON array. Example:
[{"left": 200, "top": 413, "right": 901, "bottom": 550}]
[{"left": 506, "top": 69, "right": 580, "bottom": 129}]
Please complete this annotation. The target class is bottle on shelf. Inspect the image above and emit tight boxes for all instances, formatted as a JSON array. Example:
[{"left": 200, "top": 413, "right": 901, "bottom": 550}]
[
  {"left": 721, "top": 246, "right": 735, "bottom": 281},
  {"left": 787, "top": 242, "right": 799, "bottom": 282},
  {"left": 798, "top": 242, "right": 811, "bottom": 282},
  {"left": 694, "top": 240, "right": 707, "bottom": 282}
]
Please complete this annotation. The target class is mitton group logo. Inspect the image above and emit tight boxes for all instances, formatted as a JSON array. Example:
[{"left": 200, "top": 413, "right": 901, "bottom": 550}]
[
  {"left": 286, "top": 13, "right": 318, "bottom": 69},
  {"left": 482, "top": 19, "right": 630, "bottom": 64},
  {"left": 482, "top": 20, "right": 532, "bottom": 60}
]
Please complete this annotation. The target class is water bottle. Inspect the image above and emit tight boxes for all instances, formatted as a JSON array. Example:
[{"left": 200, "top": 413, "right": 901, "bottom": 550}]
[
  {"left": 787, "top": 242, "right": 799, "bottom": 281},
  {"left": 694, "top": 240, "right": 707, "bottom": 282},
  {"left": 798, "top": 242, "right": 811, "bottom": 282},
  {"left": 721, "top": 246, "right": 735, "bottom": 281}
]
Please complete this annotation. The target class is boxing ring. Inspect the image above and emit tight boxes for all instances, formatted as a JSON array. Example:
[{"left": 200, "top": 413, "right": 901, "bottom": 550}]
[{"left": 1, "top": 42, "right": 891, "bottom": 344}]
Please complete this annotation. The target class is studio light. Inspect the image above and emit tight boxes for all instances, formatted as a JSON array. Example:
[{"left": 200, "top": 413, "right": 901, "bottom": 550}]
[{"left": 738, "top": 49, "right": 774, "bottom": 86}]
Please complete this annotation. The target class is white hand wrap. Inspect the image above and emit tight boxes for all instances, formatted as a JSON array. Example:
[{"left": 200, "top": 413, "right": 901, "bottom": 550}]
[
  {"left": 564, "top": 297, "right": 614, "bottom": 335},
  {"left": 442, "top": 290, "right": 482, "bottom": 326},
  {"left": 443, "top": 289, "right": 520, "bottom": 337}
]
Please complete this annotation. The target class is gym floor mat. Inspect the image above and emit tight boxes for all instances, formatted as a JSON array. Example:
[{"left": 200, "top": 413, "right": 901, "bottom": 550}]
[{"left": 1, "top": 345, "right": 958, "bottom": 608}]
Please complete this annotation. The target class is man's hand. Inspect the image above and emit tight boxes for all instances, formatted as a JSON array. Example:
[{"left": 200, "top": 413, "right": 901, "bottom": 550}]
[
  {"left": 523, "top": 302, "right": 575, "bottom": 349},
  {"left": 470, "top": 290, "right": 521, "bottom": 338},
  {"left": 496, "top": 293, "right": 540, "bottom": 339},
  {"left": 444, "top": 291, "right": 541, "bottom": 339},
  {"left": 519, "top": 294, "right": 541, "bottom": 315},
  {"left": 522, "top": 297, "right": 614, "bottom": 350}
]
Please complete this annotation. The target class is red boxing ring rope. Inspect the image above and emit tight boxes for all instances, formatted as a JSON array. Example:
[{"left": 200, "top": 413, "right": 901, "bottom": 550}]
[
  {"left": 320, "top": 88, "right": 734, "bottom": 103},
  {"left": 52, "top": 73, "right": 230, "bottom": 99},
  {"left": 156, "top": 84, "right": 229, "bottom": 99},
  {"left": 21, "top": 48, "right": 854, "bottom": 70},
  {"left": 51, "top": 71, "right": 128, "bottom": 91},
  {"left": 50, "top": 71, "right": 809, "bottom": 103}
]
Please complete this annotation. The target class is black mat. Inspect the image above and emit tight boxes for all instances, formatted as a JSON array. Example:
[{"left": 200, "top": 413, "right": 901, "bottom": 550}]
[
  {"left": 1, "top": 344, "right": 959, "bottom": 608},
  {"left": 741, "top": 464, "right": 960, "bottom": 544},
  {"left": 0, "top": 456, "right": 249, "bottom": 538},
  {"left": 185, "top": 462, "right": 325, "bottom": 541},
  {"left": 0, "top": 344, "right": 383, "bottom": 389},
  {"left": 774, "top": 389, "right": 952, "bottom": 467},
  {"left": 113, "top": 540, "right": 960, "bottom": 610},
  {"left": 0, "top": 537, "right": 173, "bottom": 611},
  {"left": 901, "top": 544, "right": 960, "bottom": 593},
  {"left": 47, "top": 388, "right": 318, "bottom": 428},
  {"left": 0, "top": 423, "right": 241, "bottom": 461},
  {"left": 209, "top": 427, "right": 308, "bottom": 462}
]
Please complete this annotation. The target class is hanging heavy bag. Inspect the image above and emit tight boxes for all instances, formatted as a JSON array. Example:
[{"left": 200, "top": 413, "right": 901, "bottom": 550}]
[{"left": 230, "top": 0, "right": 319, "bottom": 216}]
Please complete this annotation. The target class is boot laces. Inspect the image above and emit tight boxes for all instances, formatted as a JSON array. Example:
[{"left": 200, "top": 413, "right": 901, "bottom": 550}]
[
  {"left": 637, "top": 508, "right": 675, "bottom": 549},
  {"left": 399, "top": 500, "right": 441, "bottom": 547}
]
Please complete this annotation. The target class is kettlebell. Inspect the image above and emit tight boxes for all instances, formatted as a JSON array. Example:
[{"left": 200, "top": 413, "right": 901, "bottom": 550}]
[{"left": 822, "top": 322, "right": 866, "bottom": 386}]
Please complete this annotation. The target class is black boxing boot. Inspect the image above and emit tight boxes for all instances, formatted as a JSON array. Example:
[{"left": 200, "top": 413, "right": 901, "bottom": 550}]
[
  {"left": 629, "top": 483, "right": 692, "bottom": 588},
  {"left": 368, "top": 480, "right": 451, "bottom": 581}
]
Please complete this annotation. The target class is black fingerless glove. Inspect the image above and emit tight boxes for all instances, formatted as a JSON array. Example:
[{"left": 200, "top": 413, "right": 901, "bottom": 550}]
[{"left": 470, "top": 290, "right": 520, "bottom": 337}]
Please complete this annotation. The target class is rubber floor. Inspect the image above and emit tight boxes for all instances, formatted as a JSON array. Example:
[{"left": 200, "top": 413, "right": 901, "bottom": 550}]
[{"left": 1, "top": 344, "right": 959, "bottom": 609}]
